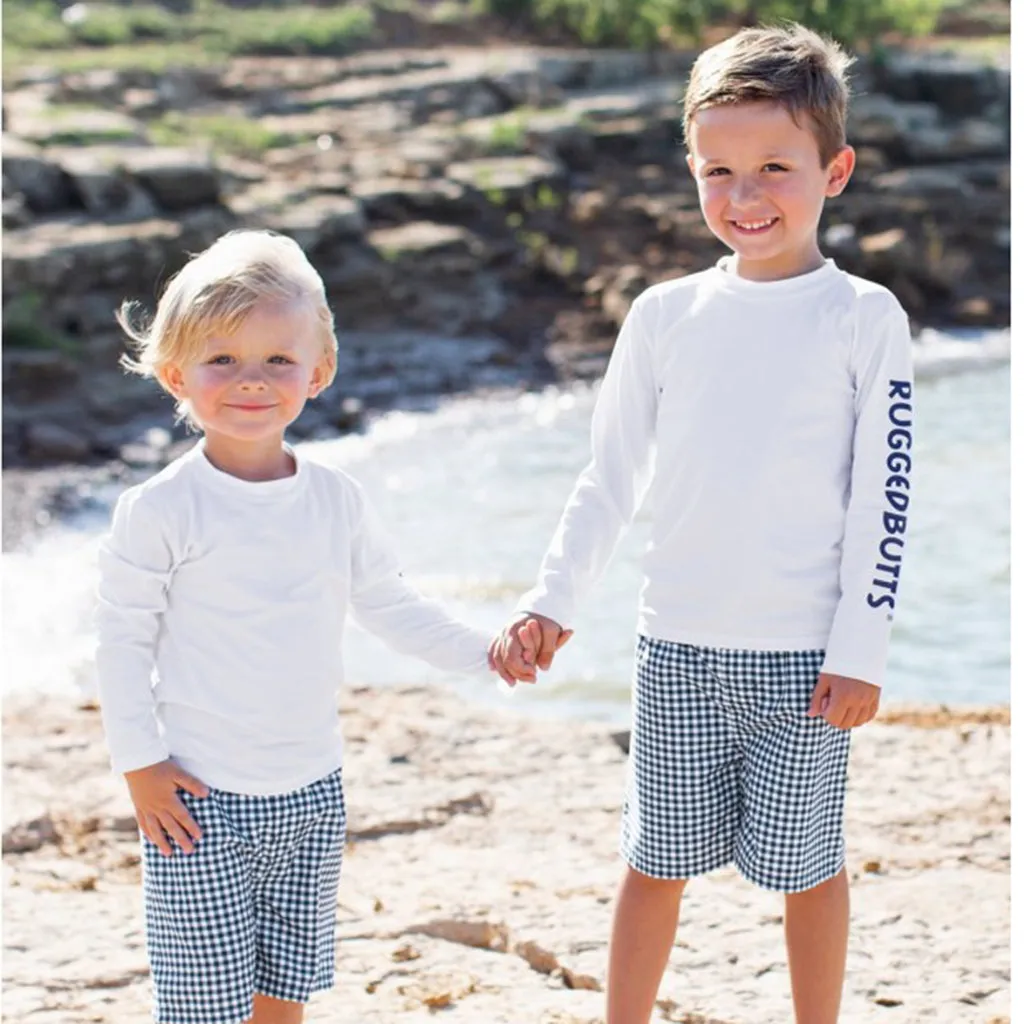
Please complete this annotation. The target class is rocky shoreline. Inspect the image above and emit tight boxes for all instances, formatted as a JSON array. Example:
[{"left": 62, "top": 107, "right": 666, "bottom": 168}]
[
  {"left": 1, "top": 682, "right": 1009, "bottom": 1023},
  {"left": 3, "top": 43, "right": 1011, "bottom": 467}
]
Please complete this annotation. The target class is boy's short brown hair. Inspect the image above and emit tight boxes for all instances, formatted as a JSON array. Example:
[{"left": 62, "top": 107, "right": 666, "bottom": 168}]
[{"left": 682, "top": 22, "right": 854, "bottom": 166}]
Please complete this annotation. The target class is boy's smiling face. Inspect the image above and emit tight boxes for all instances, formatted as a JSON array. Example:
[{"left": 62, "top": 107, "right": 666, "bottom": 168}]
[
  {"left": 160, "top": 298, "right": 329, "bottom": 467},
  {"left": 687, "top": 100, "right": 855, "bottom": 281}
]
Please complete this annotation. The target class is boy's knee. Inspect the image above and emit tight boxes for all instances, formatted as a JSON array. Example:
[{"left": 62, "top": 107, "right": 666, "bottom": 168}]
[
  {"left": 785, "top": 866, "right": 848, "bottom": 902},
  {"left": 624, "top": 864, "right": 688, "bottom": 894}
]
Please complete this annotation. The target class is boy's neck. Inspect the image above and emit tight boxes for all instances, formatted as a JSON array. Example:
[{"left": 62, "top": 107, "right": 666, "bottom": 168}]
[
  {"left": 200, "top": 431, "right": 296, "bottom": 482},
  {"left": 728, "top": 247, "right": 827, "bottom": 282}
]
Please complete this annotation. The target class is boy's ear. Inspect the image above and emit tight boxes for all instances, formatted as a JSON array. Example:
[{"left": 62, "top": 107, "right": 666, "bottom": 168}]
[
  {"left": 825, "top": 145, "right": 856, "bottom": 198},
  {"left": 686, "top": 153, "right": 696, "bottom": 178},
  {"left": 159, "top": 363, "right": 187, "bottom": 398},
  {"left": 307, "top": 360, "right": 329, "bottom": 398}
]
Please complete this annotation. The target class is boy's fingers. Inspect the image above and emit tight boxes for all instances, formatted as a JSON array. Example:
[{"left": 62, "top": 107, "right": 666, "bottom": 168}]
[
  {"left": 520, "top": 620, "right": 544, "bottom": 663},
  {"left": 171, "top": 800, "right": 203, "bottom": 842},
  {"left": 160, "top": 812, "right": 195, "bottom": 855},
  {"left": 488, "top": 641, "right": 519, "bottom": 686},
  {"left": 807, "top": 678, "right": 828, "bottom": 717},
  {"left": 175, "top": 769, "right": 209, "bottom": 799},
  {"left": 535, "top": 624, "right": 562, "bottom": 671},
  {"left": 143, "top": 814, "right": 172, "bottom": 857},
  {"left": 517, "top": 619, "right": 541, "bottom": 645},
  {"left": 827, "top": 700, "right": 854, "bottom": 730},
  {"left": 553, "top": 628, "right": 574, "bottom": 652},
  {"left": 514, "top": 623, "right": 538, "bottom": 665},
  {"left": 492, "top": 658, "right": 518, "bottom": 686},
  {"left": 504, "top": 634, "right": 537, "bottom": 681}
]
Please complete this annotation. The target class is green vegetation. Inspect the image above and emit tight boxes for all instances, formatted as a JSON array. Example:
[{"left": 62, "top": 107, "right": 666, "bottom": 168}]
[
  {"left": 36, "top": 104, "right": 141, "bottom": 145},
  {"left": 149, "top": 112, "right": 296, "bottom": 156},
  {"left": 1, "top": 0, "right": 1007, "bottom": 77},
  {"left": 3, "top": 293, "right": 77, "bottom": 352},
  {"left": 474, "top": 0, "right": 958, "bottom": 48},
  {"left": 486, "top": 112, "right": 529, "bottom": 154},
  {"left": 514, "top": 227, "right": 579, "bottom": 277},
  {"left": 3, "top": 0, "right": 376, "bottom": 76},
  {"left": 197, "top": 3, "right": 374, "bottom": 57}
]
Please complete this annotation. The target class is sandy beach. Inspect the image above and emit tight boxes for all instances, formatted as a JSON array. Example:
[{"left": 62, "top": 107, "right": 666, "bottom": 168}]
[{"left": 2, "top": 683, "right": 1009, "bottom": 1024}]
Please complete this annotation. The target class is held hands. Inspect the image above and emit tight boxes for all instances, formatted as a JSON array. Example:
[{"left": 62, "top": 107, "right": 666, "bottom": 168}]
[
  {"left": 488, "top": 613, "right": 573, "bottom": 687},
  {"left": 124, "top": 759, "right": 209, "bottom": 857},
  {"left": 808, "top": 672, "right": 880, "bottom": 730}
]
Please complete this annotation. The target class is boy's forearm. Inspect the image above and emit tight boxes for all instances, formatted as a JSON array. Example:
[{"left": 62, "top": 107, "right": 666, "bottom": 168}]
[
  {"left": 823, "top": 308, "right": 914, "bottom": 687},
  {"left": 350, "top": 575, "right": 491, "bottom": 675},
  {"left": 519, "top": 295, "right": 658, "bottom": 626}
]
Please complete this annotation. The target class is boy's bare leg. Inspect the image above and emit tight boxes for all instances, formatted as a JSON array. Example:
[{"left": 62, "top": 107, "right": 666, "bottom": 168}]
[
  {"left": 606, "top": 865, "right": 687, "bottom": 1024},
  {"left": 247, "top": 993, "right": 304, "bottom": 1024},
  {"left": 784, "top": 867, "right": 849, "bottom": 1024}
]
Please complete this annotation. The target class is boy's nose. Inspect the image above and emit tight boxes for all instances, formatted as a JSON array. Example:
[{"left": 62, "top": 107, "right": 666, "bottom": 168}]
[
  {"left": 730, "top": 178, "right": 762, "bottom": 206},
  {"left": 237, "top": 373, "right": 268, "bottom": 391}
]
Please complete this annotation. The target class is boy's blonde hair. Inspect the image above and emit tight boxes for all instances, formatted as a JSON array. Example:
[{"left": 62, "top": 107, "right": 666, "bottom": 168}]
[
  {"left": 118, "top": 230, "right": 338, "bottom": 422},
  {"left": 682, "top": 23, "right": 854, "bottom": 166}
]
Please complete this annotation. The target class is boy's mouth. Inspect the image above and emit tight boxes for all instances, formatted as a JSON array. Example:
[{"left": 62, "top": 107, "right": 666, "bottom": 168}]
[{"left": 730, "top": 217, "right": 779, "bottom": 234}]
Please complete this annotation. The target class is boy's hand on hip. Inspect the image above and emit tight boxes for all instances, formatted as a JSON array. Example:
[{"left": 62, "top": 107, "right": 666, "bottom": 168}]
[
  {"left": 124, "top": 759, "right": 209, "bottom": 857},
  {"left": 808, "top": 673, "right": 880, "bottom": 730}
]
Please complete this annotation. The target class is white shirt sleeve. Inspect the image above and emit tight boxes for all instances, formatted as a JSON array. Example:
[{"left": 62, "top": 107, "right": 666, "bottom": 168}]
[
  {"left": 822, "top": 300, "right": 915, "bottom": 687},
  {"left": 94, "top": 489, "right": 174, "bottom": 774},
  {"left": 515, "top": 294, "right": 659, "bottom": 627},
  {"left": 348, "top": 486, "right": 491, "bottom": 675}
]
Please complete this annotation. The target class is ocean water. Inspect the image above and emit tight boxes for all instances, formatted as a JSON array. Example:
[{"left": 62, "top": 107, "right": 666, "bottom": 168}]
[{"left": 1, "top": 331, "right": 1010, "bottom": 725}]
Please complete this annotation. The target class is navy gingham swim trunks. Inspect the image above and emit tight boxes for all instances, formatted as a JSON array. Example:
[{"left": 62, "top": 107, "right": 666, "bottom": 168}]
[
  {"left": 142, "top": 768, "right": 346, "bottom": 1024},
  {"left": 621, "top": 637, "right": 851, "bottom": 892}
]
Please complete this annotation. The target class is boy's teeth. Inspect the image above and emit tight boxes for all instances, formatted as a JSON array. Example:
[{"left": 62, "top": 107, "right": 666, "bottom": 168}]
[{"left": 738, "top": 218, "right": 774, "bottom": 229}]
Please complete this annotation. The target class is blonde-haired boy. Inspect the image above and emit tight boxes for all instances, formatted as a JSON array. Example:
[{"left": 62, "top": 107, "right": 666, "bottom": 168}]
[
  {"left": 492, "top": 23, "right": 914, "bottom": 1024},
  {"left": 97, "top": 230, "right": 493, "bottom": 1024}
]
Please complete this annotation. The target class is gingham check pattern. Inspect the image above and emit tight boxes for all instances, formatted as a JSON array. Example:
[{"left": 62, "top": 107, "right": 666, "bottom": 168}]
[
  {"left": 142, "top": 769, "right": 346, "bottom": 1024},
  {"left": 621, "top": 637, "right": 851, "bottom": 893}
]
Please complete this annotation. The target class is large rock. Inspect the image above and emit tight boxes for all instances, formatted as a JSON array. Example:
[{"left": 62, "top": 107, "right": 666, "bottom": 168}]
[
  {"left": 3, "top": 207, "right": 232, "bottom": 306},
  {"left": 849, "top": 95, "right": 1009, "bottom": 164},
  {"left": 456, "top": 109, "right": 596, "bottom": 170},
  {"left": 368, "top": 221, "right": 484, "bottom": 266},
  {"left": 3, "top": 218, "right": 183, "bottom": 295},
  {"left": 367, "top": 223, "right": 505, "bottom": 333},
  {"left": 263, "top": 194, "right": 366, "bottom": 249},
  {"left": 23, "top": 422, "right": 92, "bottom": 462},
  {"left": 847, "top": 94, "right": 941, "bottom": 155},
  {"left": 351, "top": 178, "right": 476, "bottom": 223},
  {"left": 328, "top": 329, "right": 514, "bottom": 403},
  {"left": 270, "top": 63, "right": 510, "bottom": 123},
  {"left": 563, "top": 78, "right": 682, "bottom": 122},
  {"left": 118, "top": 148, "right": 221, "bottom": 211},
  {"left": 14, "top": 108, "right": 146, "bottom": 147},
  {"left": 445, "top": 156, "right": 565, "bottom": 205},
  {"left": 870, "top": 166, "right": 976, "bottom": 198},
  {"left": 49, "top": 147, "right": 158, "bottom": 219},
  {"left": 870, "top": 50, "right": 1009, "bottom": 120},
  {"left": 2, "top": 134, "right": 76, "bottom": 214},
  {"left": 2, "top": 349, "right": 82, "bottom": 403},
  {"left": 2, "top": 193, "right": 32, "bottom": 229}
]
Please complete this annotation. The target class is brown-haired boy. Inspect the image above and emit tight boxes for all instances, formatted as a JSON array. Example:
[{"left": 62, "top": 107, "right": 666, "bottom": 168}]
[{"left": 490, "top": 23, "right": 915, "bottom": 1024}]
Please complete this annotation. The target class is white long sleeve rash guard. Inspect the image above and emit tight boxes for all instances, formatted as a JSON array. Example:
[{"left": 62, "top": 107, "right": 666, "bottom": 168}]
[
  {"left": 516, "top": 258, "right": 914, "bottom": 688},
  {"left": 95, "top": 442, "right": 490, "bottom": 795}
]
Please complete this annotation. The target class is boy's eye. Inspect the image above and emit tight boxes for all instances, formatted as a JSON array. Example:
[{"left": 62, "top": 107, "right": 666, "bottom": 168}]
[
  {"left": 207, "top": 355, "right": 233, "bottom": 365},
  {"left": 764, "top": 162, "right": 787, "bottom": 172},
  {"left": 268, "top": 355, "right": 294, "bottom": 365},
  {"left": 706, "top": 167, "right": 729, "bottom": 177}
]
